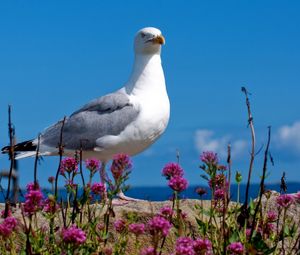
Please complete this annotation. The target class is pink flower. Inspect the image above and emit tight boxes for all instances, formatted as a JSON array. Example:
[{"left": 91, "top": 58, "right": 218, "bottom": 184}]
[
  {"left": 3, "top": 217, "right": 17, "bottom": 230},
  {"left": 227, "top": 242, "right": 244, "bottom": 254},
  {"left": 264, "top": 223, "right": 275, "bottom": 236},
  {"left": 181, "top": 211, "right": 188, "bottom": 220},
  {"left": 110, "top": 154, "right": 132, "bottom": 181},
  {"left": 140, "top": 247, "right": 157, "bottom": 255},
  {"left": 162, "top": 163, "right": 184, "bottom": 180},
  {"left": 1, "top": 209, "right": 12, "bottom": 218},
  {"left": 114, "top": 219, "right": 126, "bottom": 233},
  {"left": 25, "top": 189, "right": 44, "bottom": 203},
  {"left": 276, "top": 194, "right": 294, "bottom": 208},
  {"left": 246, "top": 228, "right": 252, "bottom": 238},
  {"left": 159, "top": 206, "right": 174, "bottom": 218},
  {"left": 62, "top": 225, "right": 86, "bottom": 245},
  {"left": 148, "top": 215, "right": 171, "bottom": 237},
  {"left": 97, "top": 223, "right": 105, "bottom": 231},
  {"left": 0, "top": 217, "right": 18, "bottom": 237},
  {"left": 91, "top": 182, "right": 106, "bottom": 195},
  {"left": 294, "top": 191, "right": 300, "bottom": 202},
  {"left": 208, "top": 174, "right": 228, "bottom": 190},
  {"left": 214, "top": 188, "right": 225, "bottom": 200},
  {"left": 195, "top": 187, "right": 207, "bottom": 197},
  {"left": 60, "top": 157, "right": 78, "bottom": 175},
  {"left": 168, "top": 176, "right": 188, "bottom": 193},
  {"left": 26, "top": 182, "right": 39, "bottom": 191},
  {"left": 64, "top": 180, "right": 78, "bottom": 190},
  {"left": 48, "top": 176, "right": 55, "bottom": 183},
  {"left": 175, "top": 237, "right": 194, "bottom": 255},
  {"left": 267, "top": 211, "right": 277, "bottom": 222},
  {"left": 43, "top": 198, "right": 59, "bottom": 214},
  {"left": 85, "top": 158, "right": 101, "bottom": 173},
  {"left": 128, "top": 223, "right": 145, "bottom": 235},
  {"left": 200, "top": 151, "right": 218, "bottom": 165},
  {"left": 193, "top": 238, "right": 213, "bottom": 255},
  {"left": 24, "top": 188, "right": 44, "bottom": 215}
]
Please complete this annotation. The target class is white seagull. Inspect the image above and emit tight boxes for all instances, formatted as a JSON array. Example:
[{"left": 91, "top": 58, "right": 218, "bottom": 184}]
[{"left": 2, "top": 27, "right": 170, "bottom": 200}]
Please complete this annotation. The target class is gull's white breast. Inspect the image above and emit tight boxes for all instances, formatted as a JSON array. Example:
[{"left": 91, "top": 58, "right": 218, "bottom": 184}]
[
  {"left": 95, "top": 86, "right": 170, "bottom": 159},
  {"left": 93, "top": 52, "right": 169, "bottom": 160}
]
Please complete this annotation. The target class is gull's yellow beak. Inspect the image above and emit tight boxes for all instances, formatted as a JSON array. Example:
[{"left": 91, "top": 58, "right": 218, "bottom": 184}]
[{"left": 152, "top": 35, "right": 165, "bottom": 45}]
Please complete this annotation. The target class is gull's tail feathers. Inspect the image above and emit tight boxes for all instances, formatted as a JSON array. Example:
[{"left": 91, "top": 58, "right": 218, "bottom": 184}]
[
  {"left": 15, "top": 151, "right": 37, "bottom": 159},
  {"left": 1, "top": 139, "right": 37, "bottom": 159}
]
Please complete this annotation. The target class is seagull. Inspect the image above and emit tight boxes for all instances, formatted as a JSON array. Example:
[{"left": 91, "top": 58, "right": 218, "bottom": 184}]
[{"left": 2, "top": 27, "right": 170, "bottom": 200}]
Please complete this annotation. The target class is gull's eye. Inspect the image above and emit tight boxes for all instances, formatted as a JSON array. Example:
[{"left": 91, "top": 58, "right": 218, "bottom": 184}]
[{"left": 141, "top": 32, "right": 146, "bottom": 38}]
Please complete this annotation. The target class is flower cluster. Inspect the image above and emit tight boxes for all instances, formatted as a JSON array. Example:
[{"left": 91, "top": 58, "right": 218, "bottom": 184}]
[
  {"left": 208, "top": 174, "right": 228, "bottom": 190},
  {"left": 227, "top": 242, "right": 244, "bottom": 255},
  {"left": 162, "top": 163, "right": 184, "bottom": 180},
  {"left": 43, "top": 197, "right": 60, "bottom": 214},
  {"left": 23, "top": 184, "right": 44, "bottom": 215},
  {"left": 294, "top": 191, "right": 300, "bottom": 202},
  {"left": 64, "top": 180, "right": 78, "bottom": 190},
  {"left": 26, "top": 182, "right": 39, "bottom": 191},
  {"left": 140, "top": 247, "right": 156, "bottom": 255},
  {"left": 48, "top": 176, "right": 55, "bottom": 184},
  {"left": 110, "top": 153, "right": 132, "bottom": 181},
  {"left": 0, "top": 217, "right": 17, "bottom": 237},
  {"left": 169, "top": 176, "right": 188, "bottom": 193},
  {"left": 214, "top": 188, "right": 225, "bottom": 200},
  {"left": 148, "top": 215, "right": 171, "bottom": 237},
  {"left": 162, "top": 162, "right": 188, "bottom": 193},
  {"left": 175, "top": 237, "right": 212, "bottom": 255},
  {"left": 1, "top": 209, "right": 12, "bottom": 218},
  {"left": 267, "top": 211, "right": 277, "bottom": 222},
  {"left": 276, "top": 194, "right": 294, "bottom": 208},
  {"left": 263, "top": 222, "right": 275, "bottom": 237},
  {"left": 175, "top": 237, "right": 195, "bottom": 255},
  {"left": 159, "top": 205, "right": 174, "bottom": 219},
  {"left": 91, "top": 182, "right": 106, "bottom": 195},
  {"left": 62, "top": 225, "right": 86, "bottom": 245},
  {"left": 193, "top": 238, "right": 213, "bottom": 254},
  {"left": 128, "top": 223, "right": 145, "bottom": 236},
  {"left": 60, "top": 157, "right": 78, "bottom": 176},
  {"left": 85, "top": 158, "right": 100, "bottom": 174},
  {"left": 195, "top": 187, "right": 207, "bottom": 197},
  {"left": 114, "top": 219, "right": 126, "bottom": 233},
  {"left": 200, "top": 151, "right": 218, "bottom": 165}
]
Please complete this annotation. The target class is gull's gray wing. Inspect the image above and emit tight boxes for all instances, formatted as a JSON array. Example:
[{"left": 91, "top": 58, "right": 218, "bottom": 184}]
[
  {"left": 71, "top": 91, "right": 131, "bottom": 115},
  {"left": 41, "top": 92, "right": 139, "bottom": 150}
]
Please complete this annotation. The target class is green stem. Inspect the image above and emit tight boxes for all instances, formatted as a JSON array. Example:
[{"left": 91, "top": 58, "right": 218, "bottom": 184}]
[
  {"left": 282, "top": 208, "right": 287, "bottom": 255},
  {"left": 237, "top": 183, "right": 240, "bottom": 204},
  {"left": 175, "top": 191, "right": 183, "bottom": 236}
]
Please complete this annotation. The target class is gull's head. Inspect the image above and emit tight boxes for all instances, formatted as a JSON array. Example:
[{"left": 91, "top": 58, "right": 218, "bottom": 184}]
[{"left": 134, "top": 27, "right": 165, "bottom": 55}]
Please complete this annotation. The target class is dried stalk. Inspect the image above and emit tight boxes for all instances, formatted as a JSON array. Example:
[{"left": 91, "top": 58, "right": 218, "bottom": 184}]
[
  {"left": 227, "top": 143, "right": 232, "bottom": 200},
  {"left": 5, "top": 105, "right": 16, "bottom": 217},
  {"left": 54, "top": 117, "right": 66, "bottom": 198},
  {"left": 249, "top": 126, "right": 271, "bottom": 240},
  {"left": 79, "top": 141, "right": 85, "bottom": 187},
  {"left": 241, "top": 87, "right": 256, "bottom": 208},
  {"left": 33, "top": 134, "right": 41, "bottom": 189}
]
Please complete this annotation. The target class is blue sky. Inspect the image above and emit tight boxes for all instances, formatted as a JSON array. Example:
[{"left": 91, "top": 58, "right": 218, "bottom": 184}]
[{"left": 0, "top": 1, "right": 300, "bottom": 188}]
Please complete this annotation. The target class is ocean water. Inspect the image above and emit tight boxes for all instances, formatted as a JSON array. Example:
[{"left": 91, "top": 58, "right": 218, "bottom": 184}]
[
  {"left": 1, "top": 182, "right": 299, "bottom": 203},
  {"left": 126, "top": 182, "right": 300, "bottom": 202}
]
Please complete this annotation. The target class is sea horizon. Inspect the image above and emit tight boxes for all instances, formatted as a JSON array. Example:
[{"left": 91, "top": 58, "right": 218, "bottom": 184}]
[{"left": 1, "top": 182, "right": 299, "bottom": 203}]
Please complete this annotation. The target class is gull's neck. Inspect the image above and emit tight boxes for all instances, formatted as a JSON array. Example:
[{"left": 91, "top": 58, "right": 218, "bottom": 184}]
[{"left": 125, "top": 53, "right": 166, "bottom": 95}]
